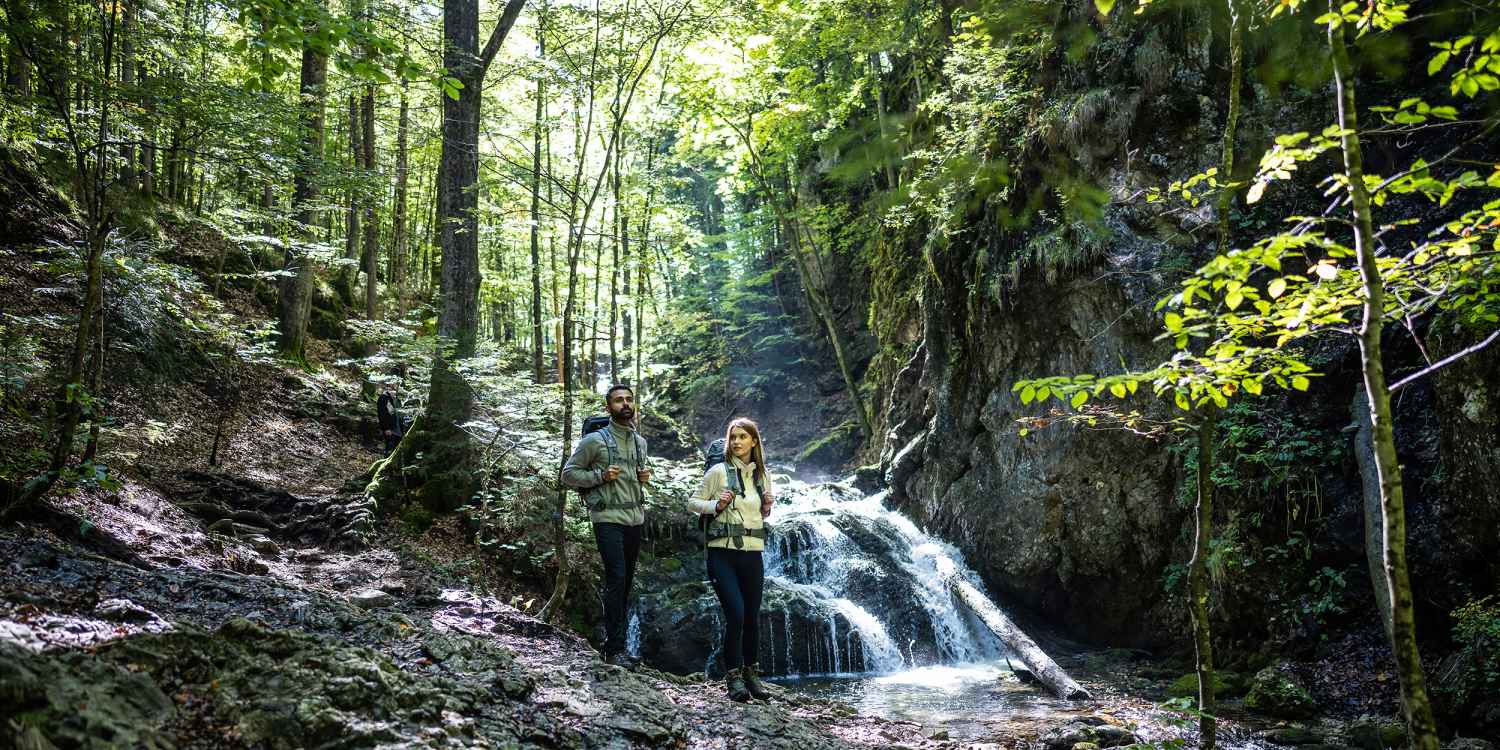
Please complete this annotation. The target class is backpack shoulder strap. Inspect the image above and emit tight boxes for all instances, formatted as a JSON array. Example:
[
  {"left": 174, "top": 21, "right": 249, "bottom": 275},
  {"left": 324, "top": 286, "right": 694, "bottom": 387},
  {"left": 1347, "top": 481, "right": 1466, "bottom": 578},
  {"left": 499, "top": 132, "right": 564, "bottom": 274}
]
[
  {"left": 596, "top": 427, "right": 619, "bottom": 467},
  {"left": 722, "top": 462, "right": 743, "bottom": 497}
]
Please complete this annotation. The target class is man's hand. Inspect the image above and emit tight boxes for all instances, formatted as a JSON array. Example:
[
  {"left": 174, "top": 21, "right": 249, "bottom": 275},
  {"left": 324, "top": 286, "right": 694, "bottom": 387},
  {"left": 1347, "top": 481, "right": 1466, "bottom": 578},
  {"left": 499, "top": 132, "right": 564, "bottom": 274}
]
[
  {"left": 636, "top": 468, "right": 652, "bottom": 484},
  {"left": 603, "top": 465, "right": 623, "bottom": 482}
]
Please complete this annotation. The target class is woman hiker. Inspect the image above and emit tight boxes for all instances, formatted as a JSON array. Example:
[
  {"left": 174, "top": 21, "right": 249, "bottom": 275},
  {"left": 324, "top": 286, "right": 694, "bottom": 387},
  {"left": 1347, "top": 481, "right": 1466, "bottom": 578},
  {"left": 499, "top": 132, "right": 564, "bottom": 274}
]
[{"left": 688, "top": 417, "right": 775, "bottom": 702}]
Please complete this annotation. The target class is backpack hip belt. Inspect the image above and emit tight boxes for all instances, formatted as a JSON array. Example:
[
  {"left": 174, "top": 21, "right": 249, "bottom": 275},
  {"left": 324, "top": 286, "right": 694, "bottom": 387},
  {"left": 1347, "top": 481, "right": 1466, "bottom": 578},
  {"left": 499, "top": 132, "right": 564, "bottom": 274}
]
[{"left": 705, "top": 522, "right": 767, "bottom": 543}]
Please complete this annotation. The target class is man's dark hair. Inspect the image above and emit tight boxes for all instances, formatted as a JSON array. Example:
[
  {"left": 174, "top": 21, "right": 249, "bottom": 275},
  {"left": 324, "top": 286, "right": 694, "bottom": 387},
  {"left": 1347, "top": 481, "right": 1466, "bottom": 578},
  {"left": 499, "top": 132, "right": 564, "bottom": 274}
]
[{"left": 604, "top": 383, "right": 634, "bottom": 401}]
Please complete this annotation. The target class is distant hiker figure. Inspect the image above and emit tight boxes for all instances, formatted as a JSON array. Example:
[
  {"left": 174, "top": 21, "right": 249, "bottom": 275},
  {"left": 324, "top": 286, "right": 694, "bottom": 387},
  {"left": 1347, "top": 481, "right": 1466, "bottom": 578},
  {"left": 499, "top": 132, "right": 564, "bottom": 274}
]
[
  {"left": 377, "top": 380, "right": 404, "bottom": 455},
  {"left": 562, "top": 384, "right": 650, "bottom": 669},
  {"left": 689, "top": 417, "right": 775, "bottom": 701}
]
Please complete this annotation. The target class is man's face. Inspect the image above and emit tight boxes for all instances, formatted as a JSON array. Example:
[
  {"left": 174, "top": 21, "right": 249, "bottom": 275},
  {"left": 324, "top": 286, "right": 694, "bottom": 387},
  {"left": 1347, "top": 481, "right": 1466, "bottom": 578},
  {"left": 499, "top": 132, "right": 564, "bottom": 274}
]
[{"left": 606, "top": 390, "right": 635, "bottom": 422}]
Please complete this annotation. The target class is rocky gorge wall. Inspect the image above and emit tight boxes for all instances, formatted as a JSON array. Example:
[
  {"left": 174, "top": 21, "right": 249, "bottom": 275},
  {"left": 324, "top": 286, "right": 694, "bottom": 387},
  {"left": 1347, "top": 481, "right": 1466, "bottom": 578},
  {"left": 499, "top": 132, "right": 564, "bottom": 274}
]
[{"left": 858, "top": 0, "right": 1500, "bottom": 659}]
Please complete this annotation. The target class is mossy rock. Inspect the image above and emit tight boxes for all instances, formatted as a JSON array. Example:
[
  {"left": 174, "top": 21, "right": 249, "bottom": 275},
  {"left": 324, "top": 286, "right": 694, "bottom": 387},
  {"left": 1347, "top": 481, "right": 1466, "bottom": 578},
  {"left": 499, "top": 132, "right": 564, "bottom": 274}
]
[
  {"left": 794, "top": 420, "right": 860, "bottom": 468},
  {"left": 1163, "top": 670, "right": 1247, "bottom": 698},
  {"left": 1245, "top": 664, "right": 1317, "bottom": 720}
]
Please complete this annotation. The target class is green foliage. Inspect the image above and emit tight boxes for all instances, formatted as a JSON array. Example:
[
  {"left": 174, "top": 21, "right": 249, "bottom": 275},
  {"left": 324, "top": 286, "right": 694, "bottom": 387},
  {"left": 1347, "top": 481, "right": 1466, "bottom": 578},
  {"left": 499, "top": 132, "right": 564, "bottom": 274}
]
[
  {"left": 1444, "top": 596, "right": 1500, "bottom": 701},
  {"left": 0, "top": 312, "right": 47, "bottom": 399}
]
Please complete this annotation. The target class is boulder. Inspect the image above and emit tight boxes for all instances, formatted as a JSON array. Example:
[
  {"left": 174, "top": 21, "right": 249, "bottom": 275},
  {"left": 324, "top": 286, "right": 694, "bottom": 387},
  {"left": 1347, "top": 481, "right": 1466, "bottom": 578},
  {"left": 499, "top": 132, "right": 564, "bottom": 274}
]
[
  {"left": 1040, "top": 720, "right": 1137, "bottom": 750},
  {"left": 1264, "top": 726, "right": 1322, "bottom": 746},
  {"left": 350, "top": 589, "right": 395, "bottom": 609},
  {"left": 1345, "top": 715, "right": 1408, "bottom": 750},
  {"left": 1446, "top": 739, "right": 1495, "bottom": 750},
  {"left": 850, "top": 464, "right": 883, "bottom": 494},
  {"left": 1166, "top": 671, "right": 1224, "bottom": 699},
  {"left": 1246, "top": 663, "right": 1318, "bottom": 719}
]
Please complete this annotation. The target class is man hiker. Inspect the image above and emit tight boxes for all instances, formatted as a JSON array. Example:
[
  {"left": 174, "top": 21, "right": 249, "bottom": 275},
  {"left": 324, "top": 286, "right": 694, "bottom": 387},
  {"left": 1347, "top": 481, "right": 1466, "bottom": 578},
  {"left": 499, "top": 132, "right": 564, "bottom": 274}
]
[
  {"left": 561, "top": 383, "right": 651, "bottom": 668},
  {"left": 377, "top": 380, "right": 404, "bottom": 455}
]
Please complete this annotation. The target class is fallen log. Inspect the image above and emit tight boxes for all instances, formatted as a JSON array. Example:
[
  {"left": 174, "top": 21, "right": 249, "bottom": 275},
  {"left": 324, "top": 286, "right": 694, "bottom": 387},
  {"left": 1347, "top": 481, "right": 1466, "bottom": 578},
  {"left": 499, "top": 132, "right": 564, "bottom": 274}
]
[{"left": 948, "top": 576, "right": 1091, "bottom": 700}]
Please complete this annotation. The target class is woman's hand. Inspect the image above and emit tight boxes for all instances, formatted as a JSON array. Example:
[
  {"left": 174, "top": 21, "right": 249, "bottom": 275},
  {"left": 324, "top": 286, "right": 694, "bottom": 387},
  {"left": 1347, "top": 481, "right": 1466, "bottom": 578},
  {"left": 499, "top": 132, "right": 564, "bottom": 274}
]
[
  {"left": 760, "top": 488, "right": 774, "bottom": 517},
  {"left": 716, "top": 489, "right": 734, "bottom": 513}
]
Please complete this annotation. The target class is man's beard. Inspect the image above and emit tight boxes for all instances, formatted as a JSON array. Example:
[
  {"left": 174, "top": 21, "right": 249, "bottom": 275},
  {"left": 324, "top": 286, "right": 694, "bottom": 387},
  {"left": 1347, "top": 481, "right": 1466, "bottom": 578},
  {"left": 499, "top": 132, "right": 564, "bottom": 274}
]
[{"left": 613, "top": 407, "right": 634, "bottom": 422}]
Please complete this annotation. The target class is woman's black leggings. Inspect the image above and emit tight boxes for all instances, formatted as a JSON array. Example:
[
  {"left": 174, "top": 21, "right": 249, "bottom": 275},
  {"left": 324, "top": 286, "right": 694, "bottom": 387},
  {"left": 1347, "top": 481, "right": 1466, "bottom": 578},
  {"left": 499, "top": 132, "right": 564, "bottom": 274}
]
[{"left": 706, "top": 547, "right": 763, "bottom": 671}]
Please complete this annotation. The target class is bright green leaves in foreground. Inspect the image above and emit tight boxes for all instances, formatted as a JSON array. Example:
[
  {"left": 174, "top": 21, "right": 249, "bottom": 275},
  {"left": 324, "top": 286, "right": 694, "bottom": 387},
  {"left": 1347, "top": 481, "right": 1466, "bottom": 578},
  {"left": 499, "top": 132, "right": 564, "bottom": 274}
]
[{"left": 1018, "top": 4, "right": 1500, "bottom": 430}]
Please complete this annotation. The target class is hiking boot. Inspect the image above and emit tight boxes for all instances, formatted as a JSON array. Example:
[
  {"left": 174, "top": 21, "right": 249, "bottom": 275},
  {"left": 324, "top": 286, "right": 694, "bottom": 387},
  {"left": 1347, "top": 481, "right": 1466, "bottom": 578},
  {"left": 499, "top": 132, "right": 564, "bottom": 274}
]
[
  {"left": 725, "top": 668, "right": 751, "bottom": 702},
  {"left": 742, "top": 663, "right": 771, "bottom": 701}
]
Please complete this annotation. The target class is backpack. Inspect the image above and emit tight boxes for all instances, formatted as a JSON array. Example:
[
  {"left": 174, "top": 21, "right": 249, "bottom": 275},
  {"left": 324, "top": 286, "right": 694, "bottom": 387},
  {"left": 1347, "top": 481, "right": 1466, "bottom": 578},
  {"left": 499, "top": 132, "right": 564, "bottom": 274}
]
[
  {"left": 577, "top": 415, "right": 646, "bottom": 511},
  {"left": 697, "top": 438, "right": 767, "bottom": 545}
]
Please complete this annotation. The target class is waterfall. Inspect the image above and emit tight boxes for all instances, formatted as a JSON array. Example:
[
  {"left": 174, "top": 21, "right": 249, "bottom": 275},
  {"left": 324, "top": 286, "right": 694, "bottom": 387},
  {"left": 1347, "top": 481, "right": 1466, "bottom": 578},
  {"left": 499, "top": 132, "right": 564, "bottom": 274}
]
[
  {"left": 758, "top": 482, "right": 1009, "bottom": 677},
  {"left": 625, "top": 609, "right": 641, "bottom": 658},
  {"left": 831, "top": 598, "right": 905, "bottom": 671}
]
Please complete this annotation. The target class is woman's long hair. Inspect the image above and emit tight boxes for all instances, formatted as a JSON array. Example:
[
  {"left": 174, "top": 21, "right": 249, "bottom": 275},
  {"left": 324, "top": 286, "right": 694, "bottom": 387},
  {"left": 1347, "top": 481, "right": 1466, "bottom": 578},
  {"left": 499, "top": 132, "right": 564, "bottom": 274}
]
[{"left": 724, "top": 417, "right": 767, "bottom": 490}]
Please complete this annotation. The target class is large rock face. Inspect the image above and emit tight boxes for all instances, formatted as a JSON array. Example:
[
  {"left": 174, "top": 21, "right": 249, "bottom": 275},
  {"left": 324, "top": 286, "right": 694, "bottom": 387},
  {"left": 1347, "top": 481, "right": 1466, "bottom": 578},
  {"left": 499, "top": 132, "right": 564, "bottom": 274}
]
[{"left": 882, "top": 211, "right": 1186, "bottom": 647}]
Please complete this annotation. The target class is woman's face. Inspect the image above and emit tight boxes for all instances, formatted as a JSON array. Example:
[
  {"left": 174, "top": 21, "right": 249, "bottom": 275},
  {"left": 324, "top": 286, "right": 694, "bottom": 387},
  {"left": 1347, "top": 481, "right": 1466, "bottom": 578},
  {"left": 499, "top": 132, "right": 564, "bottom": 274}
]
[{"left": 728, "top": 426, "right": 757, "bottom": 461}]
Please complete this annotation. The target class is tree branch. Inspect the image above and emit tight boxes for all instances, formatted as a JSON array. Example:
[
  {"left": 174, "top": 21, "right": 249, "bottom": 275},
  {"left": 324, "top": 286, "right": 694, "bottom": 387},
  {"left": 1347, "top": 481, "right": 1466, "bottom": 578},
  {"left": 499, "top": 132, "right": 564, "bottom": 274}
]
[
  {"left": 1388, "top": 327, "right": 1500, "bottom": 394},
  {"left": 478, "top": 0, "right": 529, "bottom": 77}
]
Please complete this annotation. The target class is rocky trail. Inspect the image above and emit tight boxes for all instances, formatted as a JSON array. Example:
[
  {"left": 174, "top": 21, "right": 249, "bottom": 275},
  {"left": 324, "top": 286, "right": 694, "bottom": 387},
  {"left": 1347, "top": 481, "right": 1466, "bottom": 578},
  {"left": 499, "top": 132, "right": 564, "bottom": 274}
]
[{"left": 1, "top": 483, "right": 953, "bottom": 750}]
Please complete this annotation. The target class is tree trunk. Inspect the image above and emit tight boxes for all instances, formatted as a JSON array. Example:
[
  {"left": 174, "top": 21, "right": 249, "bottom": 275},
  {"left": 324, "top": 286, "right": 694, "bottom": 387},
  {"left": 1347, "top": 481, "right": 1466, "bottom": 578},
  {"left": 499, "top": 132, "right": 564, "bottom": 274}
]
[
  {"left": 867, "top": 50, "right": 896, "bottom": 190},
  {"left": 529, "top": 13, "right": 547, "bottom": 383},
  {"left": 539, "top": 166, "right": 587, "bottom": 624},
  {"left": 392, "top": 63, "right": 409, "bottom": 316},
  {"left": 5, "top": 39, "right": 31, "bottom": 98},
  {"left": 406, "top": 0, "right": 527, "bottom": 513},
  {"left": 362, "top": 80, "right": 378, "bottom": 321},
  {"left": 1188, "top": 411, "right": 1218, "bottom": 750},
  {"left": 948, "top": 576, "right": 1090, "bottom": 700},
  {"left": 609, "top": 136, "right": 622, "bottom": 384},
  {"left": 276, "top": 10, "right": 328, "bottom": 360},
  {"left": 1327, "top": 13, "right": 1440, "bottom": 750},
  {"left": 118, "top": 0, "right": 136, "bottom": 190},
  {"left": 81, "top": 298, "right": 106, "bottom": 463},
  {"left": 342, "top": 94, "right": 361, "bottom": 306}
]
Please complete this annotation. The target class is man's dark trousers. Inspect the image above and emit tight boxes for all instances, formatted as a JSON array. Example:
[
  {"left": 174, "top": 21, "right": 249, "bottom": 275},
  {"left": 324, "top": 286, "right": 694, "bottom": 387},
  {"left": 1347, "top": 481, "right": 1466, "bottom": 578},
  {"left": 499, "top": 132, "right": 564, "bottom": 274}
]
[{"left": 593, "top": 521, "right": 642, "bottom": 656}]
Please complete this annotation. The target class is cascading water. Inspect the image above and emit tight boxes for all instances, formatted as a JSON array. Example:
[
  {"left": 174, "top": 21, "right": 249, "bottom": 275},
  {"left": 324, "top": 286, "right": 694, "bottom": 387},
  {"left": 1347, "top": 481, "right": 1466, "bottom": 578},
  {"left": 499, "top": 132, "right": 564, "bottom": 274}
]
[
  {"left": 759, "top": 479, "right": 1009, "bottom": 677},
  {"left": 625, "top": 609, "right": 641, "bottom": 658}
]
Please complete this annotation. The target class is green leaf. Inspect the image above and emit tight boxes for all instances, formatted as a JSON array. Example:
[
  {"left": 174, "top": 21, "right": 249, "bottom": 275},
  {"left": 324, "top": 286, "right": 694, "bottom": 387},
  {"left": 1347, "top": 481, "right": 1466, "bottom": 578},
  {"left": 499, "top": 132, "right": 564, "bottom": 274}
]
[
  {"left": 1268, "top": 278, "right": 1287, "bottom": 298},
  {"left": 1292, "top": 375, "right": 1311, "bottom": 391},
  {"left": 1175, "top": 391, "right": 1190, "bottom": 411},
  {"left": 1094, "top": 0, "right": 1116, "bottom": 15},
  {"left": 1071, "top": 391, "right": 1088, "bottom": 409},
  {"left": 1226, "top": 291, "right": 1243, "bottom": 310},
  {"left": 1110, "top": 382, "right": 1127, "bottom": 399},
  {"left": 1020, "top": 385, "right": 1035, "bottom": 404},
  {"left": 1247, "top": 181, "right": 1267, "bottom": 204}
]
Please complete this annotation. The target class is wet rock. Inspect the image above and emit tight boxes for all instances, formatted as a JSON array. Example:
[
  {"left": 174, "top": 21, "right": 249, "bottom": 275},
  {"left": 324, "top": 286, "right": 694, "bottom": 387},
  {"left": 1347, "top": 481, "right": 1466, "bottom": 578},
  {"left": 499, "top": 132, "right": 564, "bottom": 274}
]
[
  {"left": 249, "top": 536, "right": 281, "bottom": 556},
  {"left": 851, "top": 465, "right": 883, "bottom": 494},
  {"left": 1040, "top": 720, "right": 1137, "bottom": 750},
  {"left": 1264, "top": 726, "right": 1322, "bottom": 745},
  {"left": 94, "top": 598, "right": 159, "bottom": 623},
  {"left": 349, "top": 589, "right": 394, "bottom": 609},
  {"left": 1446, "top": 739, "right": 1495, "bottom": 750},
  {"left": 1158, "top": 672, "right": 1242, "bottom": 699},
  {"left": 1246, "top": 663, "right": 1317, "bottom": 719},
  {"left": 1345, "top": 715, "right": 1407, "bottom": 750},
  {"left": 0, "top": 640, "right": 174, "bottom": 749}
]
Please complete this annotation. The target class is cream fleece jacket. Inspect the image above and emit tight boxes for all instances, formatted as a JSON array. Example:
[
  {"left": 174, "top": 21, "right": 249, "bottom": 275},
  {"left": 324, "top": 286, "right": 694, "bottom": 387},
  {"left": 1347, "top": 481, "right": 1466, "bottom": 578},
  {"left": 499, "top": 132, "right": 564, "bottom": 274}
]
[{"left": 688, "top": 457, "right": 771, "bottom": 552}]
